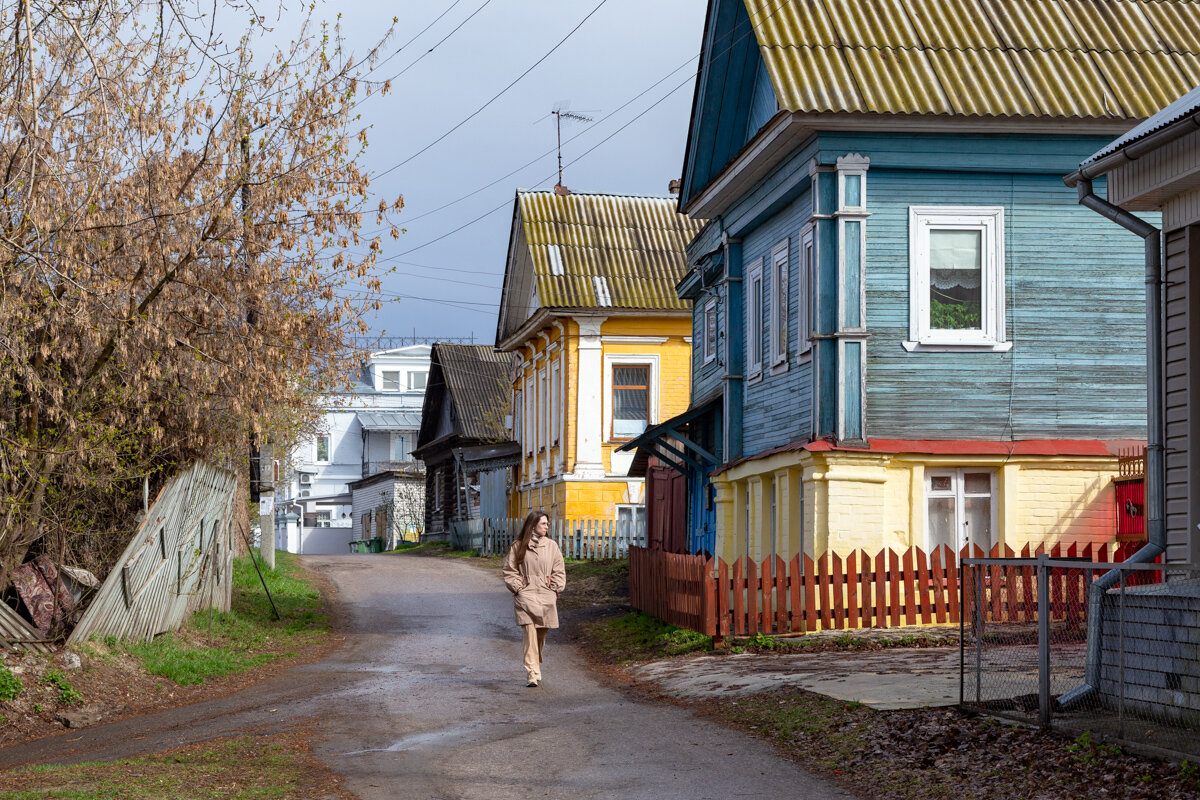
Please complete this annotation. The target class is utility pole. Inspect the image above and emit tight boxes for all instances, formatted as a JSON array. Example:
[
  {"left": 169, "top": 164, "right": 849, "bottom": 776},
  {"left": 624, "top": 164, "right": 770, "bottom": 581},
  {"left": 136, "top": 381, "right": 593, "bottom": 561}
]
[
  {"left": 551, "top": 108, "right": 592, "bottom": 193},
  {"left": 243, "top": 126, "right": 274, "bottom": 570}
]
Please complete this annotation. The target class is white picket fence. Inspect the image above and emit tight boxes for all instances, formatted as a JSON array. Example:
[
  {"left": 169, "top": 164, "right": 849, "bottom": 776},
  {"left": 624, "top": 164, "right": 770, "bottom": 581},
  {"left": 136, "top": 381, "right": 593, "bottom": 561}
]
[{"left": 445, "top": 517, "right": 646, "bottom": 559}]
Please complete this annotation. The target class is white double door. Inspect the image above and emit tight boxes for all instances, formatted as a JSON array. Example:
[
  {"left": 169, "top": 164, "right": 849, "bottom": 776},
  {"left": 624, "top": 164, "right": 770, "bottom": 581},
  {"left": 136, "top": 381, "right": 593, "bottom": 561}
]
[{"left": 926, "top": 469, "right": 997, "bottom": 554}]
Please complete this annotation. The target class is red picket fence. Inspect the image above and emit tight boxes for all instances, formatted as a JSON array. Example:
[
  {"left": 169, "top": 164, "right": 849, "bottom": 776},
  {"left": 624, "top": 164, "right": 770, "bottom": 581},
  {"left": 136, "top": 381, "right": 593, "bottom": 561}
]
[{"left": 628, "top": 541, "right": 1148, "bottom": 639}]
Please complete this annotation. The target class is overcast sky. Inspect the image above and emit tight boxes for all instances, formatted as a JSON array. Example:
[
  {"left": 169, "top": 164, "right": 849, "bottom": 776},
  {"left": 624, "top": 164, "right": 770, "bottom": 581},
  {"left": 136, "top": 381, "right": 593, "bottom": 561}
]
[{"left": 316, "top": 0, "right": 708, "bottom": 346}]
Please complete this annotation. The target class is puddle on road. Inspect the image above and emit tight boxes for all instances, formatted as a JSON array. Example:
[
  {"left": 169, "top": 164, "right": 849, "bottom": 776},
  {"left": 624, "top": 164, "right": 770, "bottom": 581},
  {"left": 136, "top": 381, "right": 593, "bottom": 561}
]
[{"left": 341, "top": 718, "right": 526, "bottom": 755}]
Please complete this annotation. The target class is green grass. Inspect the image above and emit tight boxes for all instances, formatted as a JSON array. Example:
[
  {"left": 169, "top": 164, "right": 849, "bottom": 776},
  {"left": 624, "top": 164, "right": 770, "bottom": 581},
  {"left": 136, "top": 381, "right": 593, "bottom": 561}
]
[
  {"left": 0, "top": 736, "right": 322, "bottom": 799},
  {"left": 119, "top": 551, "right": 327, "bottom": 686},
  {"left": 0, "top": 662, "right": 22, "bottom": 701},
  {"left": 42, "top": 670, "right": 82, "bottom": 706},
  {"left": 582, "top": 611, "right": 711, "bottom": 662}
]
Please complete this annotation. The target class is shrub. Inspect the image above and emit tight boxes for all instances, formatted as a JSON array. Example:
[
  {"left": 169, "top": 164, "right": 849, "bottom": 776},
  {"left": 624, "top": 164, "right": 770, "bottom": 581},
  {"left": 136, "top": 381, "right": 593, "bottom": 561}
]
[{"left": 0, "top": 663, "right": 22, "bottom": 701}]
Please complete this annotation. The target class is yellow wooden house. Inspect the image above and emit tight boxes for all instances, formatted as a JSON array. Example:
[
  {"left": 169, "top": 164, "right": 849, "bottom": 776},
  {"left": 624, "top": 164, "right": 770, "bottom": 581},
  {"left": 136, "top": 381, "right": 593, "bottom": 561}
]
[{"left": 495, "top": 189, "right": 705, "bottom": 523}]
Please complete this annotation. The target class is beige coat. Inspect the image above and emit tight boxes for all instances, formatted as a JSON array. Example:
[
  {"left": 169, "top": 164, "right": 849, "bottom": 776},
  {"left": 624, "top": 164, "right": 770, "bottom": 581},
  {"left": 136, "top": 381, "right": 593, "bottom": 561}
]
[{"left": 502, "top": 535, "right": 566, "bottom": 628}]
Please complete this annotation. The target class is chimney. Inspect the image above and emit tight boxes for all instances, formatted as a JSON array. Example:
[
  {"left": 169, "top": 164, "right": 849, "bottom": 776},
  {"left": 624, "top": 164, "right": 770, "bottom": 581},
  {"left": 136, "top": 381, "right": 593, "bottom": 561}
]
[
  {"left": 554, "top": 183, "right": 570, "bottom": 197},
  {"left": 668, "top": 179, "right": 681, "bottom": 195}
]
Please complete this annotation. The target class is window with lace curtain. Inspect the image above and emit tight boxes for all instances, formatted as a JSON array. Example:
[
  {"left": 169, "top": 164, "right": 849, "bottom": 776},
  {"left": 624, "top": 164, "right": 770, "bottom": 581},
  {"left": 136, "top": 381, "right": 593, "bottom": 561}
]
[{"left": 906, "top": 207, "right": 1009, "bottom": 352}]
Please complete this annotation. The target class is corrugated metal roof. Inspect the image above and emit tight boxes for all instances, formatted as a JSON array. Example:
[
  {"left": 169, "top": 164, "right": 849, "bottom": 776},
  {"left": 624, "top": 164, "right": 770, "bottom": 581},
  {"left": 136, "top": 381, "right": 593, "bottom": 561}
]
[
  {"left": 357, "top": 411, "right": 422, "bottom": 431},
  {"left": 517, "top": 191, "right": 706, "bottom": 310},
  {"left": 743, "top": 0, "right": 1200, "bottom": 120},
  {"left": 1083, "top": 82, "right": 1200, "bottom": 165},
  {"left": 433, "top": 344, "right": 512, "bottom": 442}
]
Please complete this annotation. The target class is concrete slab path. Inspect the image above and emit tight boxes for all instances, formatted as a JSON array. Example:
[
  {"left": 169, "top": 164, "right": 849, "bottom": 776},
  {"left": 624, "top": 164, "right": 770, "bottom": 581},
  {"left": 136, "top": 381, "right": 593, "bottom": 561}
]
[{"left": 0, "top": 554, "right": 857, "bottom": 800}]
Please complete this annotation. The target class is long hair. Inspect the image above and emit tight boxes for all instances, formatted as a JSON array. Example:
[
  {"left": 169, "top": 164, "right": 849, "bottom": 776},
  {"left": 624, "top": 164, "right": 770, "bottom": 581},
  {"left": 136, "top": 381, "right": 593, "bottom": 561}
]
[{"left": 511, "top": 509, "right": 548, "bottom": 568}]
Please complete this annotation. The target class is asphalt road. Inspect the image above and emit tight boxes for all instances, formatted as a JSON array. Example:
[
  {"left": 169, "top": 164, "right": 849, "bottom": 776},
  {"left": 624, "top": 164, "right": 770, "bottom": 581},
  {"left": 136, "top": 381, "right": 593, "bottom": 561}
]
[{"left": 0, "top": 554, "right": 856, "bottom": 800}]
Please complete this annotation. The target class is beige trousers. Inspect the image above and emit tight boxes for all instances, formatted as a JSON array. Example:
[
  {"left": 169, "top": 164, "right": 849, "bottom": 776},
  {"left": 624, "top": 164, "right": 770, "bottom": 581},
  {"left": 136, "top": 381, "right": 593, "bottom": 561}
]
[{"left": 521, "top": 624, "right": 548, "bottom": 682}]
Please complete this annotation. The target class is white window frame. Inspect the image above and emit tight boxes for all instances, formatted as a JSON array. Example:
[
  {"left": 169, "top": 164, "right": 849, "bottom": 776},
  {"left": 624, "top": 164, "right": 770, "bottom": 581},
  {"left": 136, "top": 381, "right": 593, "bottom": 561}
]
[
  {"left": 316, "top": 510, "right": 332, "bottom": 528},
  {"left": 513, "top": 388, "right": 523, "bottom": 452},
  {"left": 703, "top": 296, "right": 718, "bottom": 364},
  {"left": 924, "top": 469, "right": 999, "bottom": 553},
  {"left": 745, "top": 257, "right": 764, "bottom": 380},
  {"left": 538, "top": 366, "right": 548, "bottom": 454},
  {"left": 769, "top": 239, "right": 789, "bottom": 370},
  {"left": 380, "top": 370, "right": 400, "bottom": 391},
  {"left": 314, "top": 434, "right": 331, "bottom": 464},
  {"left": 524, "top": 374, "right": 534, "bottom": 456},
  {"left": 603, "top": 353, "right": 659, "bottom": 443},
  {"left": 391, "top": 432, "right": 409, "bottom": 462},
  {"left": 905, "top": 206, "right": 1010, "bottom": 352},
  {"left": 796, "top": 224, "right": 815, "bottom": 359},
  {"left": 408, "top": 371, "right": 427, "bottom": 391},
  {"left": 550, "top": 358, "right": 561, "bottom": 448},
  {"left": 616, "top": 503, "right": 646, "bottom": 527}
]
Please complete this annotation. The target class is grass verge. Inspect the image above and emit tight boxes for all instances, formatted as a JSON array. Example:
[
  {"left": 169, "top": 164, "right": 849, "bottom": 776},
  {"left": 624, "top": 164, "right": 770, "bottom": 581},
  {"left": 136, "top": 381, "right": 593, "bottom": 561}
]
[
  {"left": 0, "top": 733, "right": 351, "bottom": 800},
  {"left": 118, "top": 550, "right": 328, "bottom": 685},
  {"left": 580, "top": 611, "right": 711, "bottom": 662}
]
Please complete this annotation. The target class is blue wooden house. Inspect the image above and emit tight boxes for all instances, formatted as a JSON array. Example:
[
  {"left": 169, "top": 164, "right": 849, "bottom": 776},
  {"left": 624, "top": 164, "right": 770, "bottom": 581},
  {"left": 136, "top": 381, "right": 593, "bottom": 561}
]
[{"left": 624, "top": 0, "right": 1199, "bottom": 563}]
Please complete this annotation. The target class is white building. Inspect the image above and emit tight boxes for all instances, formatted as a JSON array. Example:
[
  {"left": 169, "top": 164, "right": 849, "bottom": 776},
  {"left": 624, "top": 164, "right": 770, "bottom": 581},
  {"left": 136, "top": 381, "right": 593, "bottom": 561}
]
[{"left": 274, "top": 344, "right": 430, "bottom": 554}]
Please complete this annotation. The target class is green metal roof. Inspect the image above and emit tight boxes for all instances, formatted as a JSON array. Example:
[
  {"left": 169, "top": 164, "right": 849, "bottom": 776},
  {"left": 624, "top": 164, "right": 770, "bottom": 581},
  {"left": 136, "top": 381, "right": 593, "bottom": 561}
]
[
  {"left": 745, "top": 0, "right": 1200, "bottom": 120},
  {"left": 517, "top": 190, "right": 705, "bottom": 311}
]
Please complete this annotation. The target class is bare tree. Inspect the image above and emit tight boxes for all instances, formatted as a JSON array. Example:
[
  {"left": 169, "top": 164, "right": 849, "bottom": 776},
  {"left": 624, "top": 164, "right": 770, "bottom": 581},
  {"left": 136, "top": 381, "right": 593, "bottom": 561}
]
[
  {"left": 390, "top": 478, "right": 426, "bottom": 546},
  {"left": 0, "top": 0, "right": 400, "bottom": 582}
]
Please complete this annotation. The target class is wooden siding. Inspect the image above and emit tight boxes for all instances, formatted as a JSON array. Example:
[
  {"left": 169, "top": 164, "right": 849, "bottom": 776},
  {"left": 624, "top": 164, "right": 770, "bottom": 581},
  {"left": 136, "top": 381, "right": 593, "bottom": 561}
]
[
  {"left": 864, "top": 169, "right": 1148, "bottom": 440},
  {"left": 740, "top": 190, "right": 815, "bottom": 456},
  {"left": 691, "top": 284, "right": 725, "bottom": 403},
  {"left": 1109, "top": 128, "right": 1200, "bottom": 211},
  {"left": 681, "top": 0, "right": 764, "bottom": 206},
  {"left": 1165, "top": 187, "right": 1200, "bottom": 232},
  {"left": 1164, "top": 225, "right": 1197, "bottom": 564}
]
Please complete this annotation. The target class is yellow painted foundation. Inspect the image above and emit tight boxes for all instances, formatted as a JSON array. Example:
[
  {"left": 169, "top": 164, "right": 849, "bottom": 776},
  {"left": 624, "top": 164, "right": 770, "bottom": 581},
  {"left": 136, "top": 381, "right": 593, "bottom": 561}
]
[{"left": 711, "top": 449, "right": 1122, "bottom": 563}]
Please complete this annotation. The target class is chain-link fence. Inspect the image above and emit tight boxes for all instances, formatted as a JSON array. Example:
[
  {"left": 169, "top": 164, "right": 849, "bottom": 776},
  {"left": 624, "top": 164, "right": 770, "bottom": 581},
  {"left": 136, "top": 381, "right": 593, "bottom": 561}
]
[{"left": 962, "top": 556, "right": 1200, "bottom": 758}]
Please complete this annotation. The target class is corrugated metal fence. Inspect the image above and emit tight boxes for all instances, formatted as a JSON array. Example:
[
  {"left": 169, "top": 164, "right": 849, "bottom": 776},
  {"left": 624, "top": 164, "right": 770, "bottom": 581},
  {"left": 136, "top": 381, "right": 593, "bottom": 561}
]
[
  {"left": 68, "top": 462, "right": 238, "bottom": 643},
  {"left": 445, "top": 517, "right": 646, "bottom": 559}
]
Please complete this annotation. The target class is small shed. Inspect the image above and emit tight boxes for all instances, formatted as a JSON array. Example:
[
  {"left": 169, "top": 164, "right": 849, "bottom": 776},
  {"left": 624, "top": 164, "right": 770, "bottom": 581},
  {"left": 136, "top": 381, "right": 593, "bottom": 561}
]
[
  {"left": 348, "top": 466, "right": 426, "bottom": 549},
  {"left": 414, "top": 344, "right": 518, "bottom": 537}
]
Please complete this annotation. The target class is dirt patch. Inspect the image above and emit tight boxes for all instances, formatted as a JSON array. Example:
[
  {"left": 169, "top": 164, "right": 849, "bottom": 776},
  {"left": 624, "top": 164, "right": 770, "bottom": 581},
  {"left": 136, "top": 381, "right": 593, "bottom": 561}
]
[
  {"left": 566, "top": 611, "right": 1200, "bottom": 800},
  {"left": 699, "top": 690, "right": 1200, "bottom": 800}
]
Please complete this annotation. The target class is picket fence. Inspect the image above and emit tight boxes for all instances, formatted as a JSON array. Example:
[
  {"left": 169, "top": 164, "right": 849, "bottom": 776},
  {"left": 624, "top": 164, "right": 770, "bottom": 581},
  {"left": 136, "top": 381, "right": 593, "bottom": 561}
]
[
  {"left": 629, "top": 541, "right": 1148, "bottom": 639},
  {"left": 447, "top": 517, "right": 647, "bottom": 559}
]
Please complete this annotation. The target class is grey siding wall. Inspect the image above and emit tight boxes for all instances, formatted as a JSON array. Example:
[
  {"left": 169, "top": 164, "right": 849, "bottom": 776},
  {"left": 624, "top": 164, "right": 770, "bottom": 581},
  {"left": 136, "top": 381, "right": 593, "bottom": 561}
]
[
  {"left": 741, "top": 191, "right": 815, "bottom": 456},
  {"left": 1165, "top": 226, "right": 1194, "bottom": 564},
  {"left": 864, "top": 169, "right": 1149, "bottom": 441}
]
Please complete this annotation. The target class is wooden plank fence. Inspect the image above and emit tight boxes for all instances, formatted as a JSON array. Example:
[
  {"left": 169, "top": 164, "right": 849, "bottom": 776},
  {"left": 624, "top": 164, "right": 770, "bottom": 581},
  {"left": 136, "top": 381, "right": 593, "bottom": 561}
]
[
  {"left": 455, "top": 517, "right": 647, "bottom": 559},
  {"left": 630, "top": 541, "right": 1148, "bottom": 639}
]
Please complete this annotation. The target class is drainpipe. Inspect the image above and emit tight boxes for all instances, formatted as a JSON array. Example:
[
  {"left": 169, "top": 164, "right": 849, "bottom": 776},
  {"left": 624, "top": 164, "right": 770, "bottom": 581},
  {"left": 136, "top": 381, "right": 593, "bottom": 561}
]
[{"left": 1057, "top": 176, "right": 1164, "bottom": 706}]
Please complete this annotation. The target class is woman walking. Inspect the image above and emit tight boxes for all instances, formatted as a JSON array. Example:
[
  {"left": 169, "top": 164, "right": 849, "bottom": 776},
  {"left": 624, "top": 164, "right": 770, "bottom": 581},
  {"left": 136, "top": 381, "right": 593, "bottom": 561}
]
[{"left": 502, "top": 510, "right": 566, "bottom": 687}]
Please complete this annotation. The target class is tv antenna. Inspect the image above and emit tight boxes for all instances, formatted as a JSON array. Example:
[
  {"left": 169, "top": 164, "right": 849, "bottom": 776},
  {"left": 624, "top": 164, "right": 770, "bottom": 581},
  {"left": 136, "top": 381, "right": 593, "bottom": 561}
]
[{"left": 551, "top": 106, "right": 594, "bottom": 189}]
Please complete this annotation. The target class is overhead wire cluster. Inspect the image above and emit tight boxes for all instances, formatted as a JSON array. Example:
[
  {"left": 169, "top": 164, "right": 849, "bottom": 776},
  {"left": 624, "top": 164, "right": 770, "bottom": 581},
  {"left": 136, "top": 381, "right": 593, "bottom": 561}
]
[{"left": 347, "top": 0, "right": 794, "bottom": 323}]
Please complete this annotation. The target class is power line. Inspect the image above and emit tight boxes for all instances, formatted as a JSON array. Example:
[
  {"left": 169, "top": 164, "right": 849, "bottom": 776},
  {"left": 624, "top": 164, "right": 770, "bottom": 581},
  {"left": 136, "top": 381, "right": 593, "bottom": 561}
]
[
  {"left": 359, "top": 0, "right": 792, "bottom": 240},
  {"left": 366, "top": 0, "right": 470, "bottom": 76},
  {"left": 374, "top": 0, "right": 612, "bottom": 180},
  {"left": 366, "top": 0, "right": 496, "bottom": 93},
  {"left": 381, "top": 68, "right": 696, "bottom": 260},
  {"left": 374, "top": 53, "right": 698, "bottom": 231}
]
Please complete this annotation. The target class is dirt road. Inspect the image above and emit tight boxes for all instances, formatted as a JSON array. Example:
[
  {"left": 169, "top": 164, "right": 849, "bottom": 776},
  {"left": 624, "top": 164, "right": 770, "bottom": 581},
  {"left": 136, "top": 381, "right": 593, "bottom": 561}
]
[{"left": 0, "top": 554, "right": 855, "bottom": 800}]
